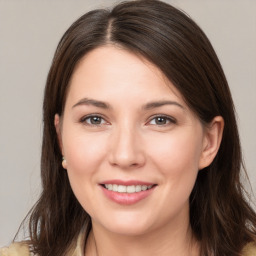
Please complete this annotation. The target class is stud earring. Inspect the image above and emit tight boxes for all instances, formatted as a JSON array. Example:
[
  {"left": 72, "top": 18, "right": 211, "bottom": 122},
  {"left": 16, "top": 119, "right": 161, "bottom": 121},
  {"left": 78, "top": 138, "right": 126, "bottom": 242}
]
[{"left": 62, "top": 156, "right": 67, "bottom": 169}]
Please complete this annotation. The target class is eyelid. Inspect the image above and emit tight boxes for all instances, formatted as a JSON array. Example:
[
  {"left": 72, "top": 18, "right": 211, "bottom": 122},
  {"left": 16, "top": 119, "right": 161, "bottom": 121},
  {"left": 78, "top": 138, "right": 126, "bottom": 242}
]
[
  {"left": 80, "top": 114, "right": 110, "bottom": 126},
  {"left": 146, "top": 114, "right": 177, "bottom": 126},
  {"left": 79, "top": 113, "right": 176, "bottom": 127}
]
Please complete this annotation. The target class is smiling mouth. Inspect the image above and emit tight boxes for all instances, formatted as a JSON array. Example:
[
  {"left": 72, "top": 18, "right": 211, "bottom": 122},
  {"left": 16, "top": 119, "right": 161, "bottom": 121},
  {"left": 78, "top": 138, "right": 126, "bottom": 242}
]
[
  {"left": 100, "top": 182, "right": 157, "bottom": 205},
  {"left": 101, "top": 184, "right": 156, "bottom": 193}
]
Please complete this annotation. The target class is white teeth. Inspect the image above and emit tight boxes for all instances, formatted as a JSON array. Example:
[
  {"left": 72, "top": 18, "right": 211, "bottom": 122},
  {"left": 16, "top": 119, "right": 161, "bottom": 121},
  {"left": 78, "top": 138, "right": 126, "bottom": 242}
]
[
  {"left": 127, "top": 185, "right": 136, "bottom": 193},
  {"left": 135, "top": 185, "right": 142, "bottom": 192},
  {"left": 118, "top": 185, "right": 126, "bottom": 193},
  {"left": 104, "top": 184, "right": 153, "bottom": 193},
  {"left": 141, "top": 185, "right": 147, "bottom": 191}
]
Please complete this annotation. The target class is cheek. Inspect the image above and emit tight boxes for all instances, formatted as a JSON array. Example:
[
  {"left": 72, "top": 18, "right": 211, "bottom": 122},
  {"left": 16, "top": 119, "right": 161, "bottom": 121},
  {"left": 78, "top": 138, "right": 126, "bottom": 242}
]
[
  {"left": 62, "top": 131, "right": 111, "bottom": 218},
  {"left": 147, "top": 129, "right": 202, "bottom": 200},
  {"left": 149, "top": 130, "right": 203, "bottom": 172},
  {"left": 61, "top": 127, "right": 108, "bottom": 203},
  {"left": 63, "top": 128, "right": 108, "bottom": 175}
]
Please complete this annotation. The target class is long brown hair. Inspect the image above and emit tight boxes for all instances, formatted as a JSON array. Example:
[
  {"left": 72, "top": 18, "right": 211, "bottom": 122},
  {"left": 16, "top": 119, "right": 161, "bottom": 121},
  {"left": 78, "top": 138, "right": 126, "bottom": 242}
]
[{"left": 21, "top": 0, "right": 256, "bottom": 255}]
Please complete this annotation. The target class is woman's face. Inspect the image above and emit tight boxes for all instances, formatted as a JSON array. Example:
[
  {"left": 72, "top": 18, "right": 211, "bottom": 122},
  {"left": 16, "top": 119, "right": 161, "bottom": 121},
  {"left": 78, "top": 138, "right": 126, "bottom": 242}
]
[{"left": 56, "top": 46, "right": 213, "bottom": 236}]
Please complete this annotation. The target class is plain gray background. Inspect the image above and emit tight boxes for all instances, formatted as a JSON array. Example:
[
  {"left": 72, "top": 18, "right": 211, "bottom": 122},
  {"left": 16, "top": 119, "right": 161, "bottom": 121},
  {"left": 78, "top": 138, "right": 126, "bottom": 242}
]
[{"left": 0, "top": 0, "right": 255, "bottom": 246}]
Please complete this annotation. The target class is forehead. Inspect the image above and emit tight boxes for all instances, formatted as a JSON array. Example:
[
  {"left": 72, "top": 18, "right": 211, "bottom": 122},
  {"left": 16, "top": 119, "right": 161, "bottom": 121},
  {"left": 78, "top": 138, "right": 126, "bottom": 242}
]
[{"left": 66, "top": 45, "right": 185, "bottom": 107}]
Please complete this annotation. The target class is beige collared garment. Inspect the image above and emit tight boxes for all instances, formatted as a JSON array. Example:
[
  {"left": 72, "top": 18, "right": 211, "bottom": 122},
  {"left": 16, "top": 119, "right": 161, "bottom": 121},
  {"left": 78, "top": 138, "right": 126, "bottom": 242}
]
[
  {"left": 0, "top": 229, "right": 85, "bottom": 256},
  {"left": 1, "top": 234, "right": 256, "bottom": 256}
]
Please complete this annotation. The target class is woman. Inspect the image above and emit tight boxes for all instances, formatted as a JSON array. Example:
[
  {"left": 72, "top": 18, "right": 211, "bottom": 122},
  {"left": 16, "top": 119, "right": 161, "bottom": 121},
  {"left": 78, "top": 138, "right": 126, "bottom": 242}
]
[{"left": 1, "top": 0, "right": 256, "bottom": 255}]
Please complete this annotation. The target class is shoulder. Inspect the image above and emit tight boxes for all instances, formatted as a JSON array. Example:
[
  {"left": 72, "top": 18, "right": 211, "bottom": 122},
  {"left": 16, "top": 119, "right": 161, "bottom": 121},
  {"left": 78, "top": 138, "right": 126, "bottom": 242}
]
[
  {"left": 242, "top": 242, "right": 256, "bottom": 256},
  {"left": 0, "top": 242, "right": 30, "bottom": 256}
]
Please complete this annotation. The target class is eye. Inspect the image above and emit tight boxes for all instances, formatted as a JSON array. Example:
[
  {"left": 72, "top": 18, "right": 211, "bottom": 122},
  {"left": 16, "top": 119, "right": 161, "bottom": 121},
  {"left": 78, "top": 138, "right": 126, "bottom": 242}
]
[
  {"left": 81, "top": 115, "right": 107, "bottom": 126},
  {"left": 148, "top": 115, "right": 176, "bottom": 126}
]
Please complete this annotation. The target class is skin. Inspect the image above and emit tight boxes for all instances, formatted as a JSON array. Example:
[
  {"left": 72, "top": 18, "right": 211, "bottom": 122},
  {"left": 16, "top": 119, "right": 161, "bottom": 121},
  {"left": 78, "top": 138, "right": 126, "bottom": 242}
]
[{"left": 55, "top": 46, "right": 224, "bottom": 256}]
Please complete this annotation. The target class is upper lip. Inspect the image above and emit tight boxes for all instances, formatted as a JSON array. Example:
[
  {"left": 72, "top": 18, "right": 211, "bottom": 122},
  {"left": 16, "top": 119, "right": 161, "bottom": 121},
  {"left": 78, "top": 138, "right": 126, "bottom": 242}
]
[{"left": 100, "top": 179, "right": 156, "bottom": 186}]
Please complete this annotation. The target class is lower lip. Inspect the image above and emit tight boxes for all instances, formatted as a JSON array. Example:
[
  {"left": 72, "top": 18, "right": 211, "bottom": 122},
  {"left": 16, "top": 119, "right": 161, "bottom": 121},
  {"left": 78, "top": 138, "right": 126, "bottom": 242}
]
[{"left": 100, "top": 185, "right": 156, "bottom": 205}]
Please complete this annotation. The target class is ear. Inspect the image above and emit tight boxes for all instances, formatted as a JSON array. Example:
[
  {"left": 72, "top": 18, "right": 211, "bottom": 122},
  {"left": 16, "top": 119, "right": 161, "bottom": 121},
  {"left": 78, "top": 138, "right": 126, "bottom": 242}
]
[
  {"left": 54, "top": 114, "right": 63, "bottom": 154},
  {"left": 199, "top": 116, "right": 224, "bottom": 170}
]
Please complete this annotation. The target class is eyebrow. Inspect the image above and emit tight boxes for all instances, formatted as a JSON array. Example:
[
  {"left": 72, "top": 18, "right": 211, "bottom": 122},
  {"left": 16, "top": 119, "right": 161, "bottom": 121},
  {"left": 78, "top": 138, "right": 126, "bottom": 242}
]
[
  {"left": 142, "top": 100, "right": 184, "bottom": 110},
  {"left": 72, "top": 98, "right": 184, "bottom": 110},
  {"left": 72, "top": 98, "right": 111, "bottom": 109}
]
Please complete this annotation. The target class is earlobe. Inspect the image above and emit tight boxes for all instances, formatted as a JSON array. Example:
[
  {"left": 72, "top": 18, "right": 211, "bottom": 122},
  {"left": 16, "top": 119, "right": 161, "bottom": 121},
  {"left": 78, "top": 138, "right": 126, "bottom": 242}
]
[
  {"left": 54, "top": 114, "right": 63, "bottom": 153},
  {"left": 62, "top": 156, "right": 67, "bottom": 169},
  {"left": 199, "top": 116, "right": 224, "bottom": 170}
]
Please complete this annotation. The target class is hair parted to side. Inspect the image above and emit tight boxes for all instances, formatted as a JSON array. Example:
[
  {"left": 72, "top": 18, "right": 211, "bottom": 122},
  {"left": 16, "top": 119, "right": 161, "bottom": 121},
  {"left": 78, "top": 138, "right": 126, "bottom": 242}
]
[{"left": 21, "top": 0, "right": 256, "bottom": 255}]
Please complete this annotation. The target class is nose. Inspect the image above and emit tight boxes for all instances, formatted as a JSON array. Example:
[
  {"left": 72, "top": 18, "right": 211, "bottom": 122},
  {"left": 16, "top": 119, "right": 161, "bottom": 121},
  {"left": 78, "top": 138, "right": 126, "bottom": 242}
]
[{"left": 108, "top": 124, "right": 146, "bottom": 169}]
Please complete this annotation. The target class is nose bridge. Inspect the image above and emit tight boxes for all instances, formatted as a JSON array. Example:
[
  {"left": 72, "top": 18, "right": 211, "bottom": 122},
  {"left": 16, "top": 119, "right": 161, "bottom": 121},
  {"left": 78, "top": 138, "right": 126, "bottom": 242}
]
[{"left": 109, "top": 119, "right": 145, "bottom": 168}]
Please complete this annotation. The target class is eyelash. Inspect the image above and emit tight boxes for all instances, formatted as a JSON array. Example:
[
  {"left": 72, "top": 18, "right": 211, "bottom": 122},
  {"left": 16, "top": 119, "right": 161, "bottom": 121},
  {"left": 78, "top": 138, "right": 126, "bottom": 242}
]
[
  {"left": 80, "top": 114, "right": 108, "bottom": 126},
  {"left": 80, "top": 114, "right": 176, "bottom": 127},
  {"left": 147, "top": 115, "right": 176, "bottom": 126}
]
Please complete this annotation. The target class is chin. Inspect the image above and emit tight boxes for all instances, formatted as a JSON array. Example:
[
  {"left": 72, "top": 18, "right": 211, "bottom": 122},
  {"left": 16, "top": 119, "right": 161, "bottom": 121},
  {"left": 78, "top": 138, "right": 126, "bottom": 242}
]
[
  {"left": 106, "top": 223, "right": 151, "bottom": 236},
  {"left": 94, "top": 211, "right": 154, "bottom": 236}
]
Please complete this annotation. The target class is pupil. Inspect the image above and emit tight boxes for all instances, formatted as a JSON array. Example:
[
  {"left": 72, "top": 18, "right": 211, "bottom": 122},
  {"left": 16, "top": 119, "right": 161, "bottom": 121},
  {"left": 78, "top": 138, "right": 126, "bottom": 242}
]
[
  {"left": 156, "top": 117, "right": 166, "bottom": 125},
  {"left": 91, "top": 116, "right": 101, "bottom": 124}
]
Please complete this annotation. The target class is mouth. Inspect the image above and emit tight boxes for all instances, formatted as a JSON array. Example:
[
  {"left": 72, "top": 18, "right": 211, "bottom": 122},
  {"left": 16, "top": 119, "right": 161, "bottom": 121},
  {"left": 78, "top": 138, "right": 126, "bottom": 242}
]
[
  {"left": 101, "top": 184, "right": 155, "bottom": 193},
  {"left": 99, "top": 180, "right": 157, "bottom": 205}
]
